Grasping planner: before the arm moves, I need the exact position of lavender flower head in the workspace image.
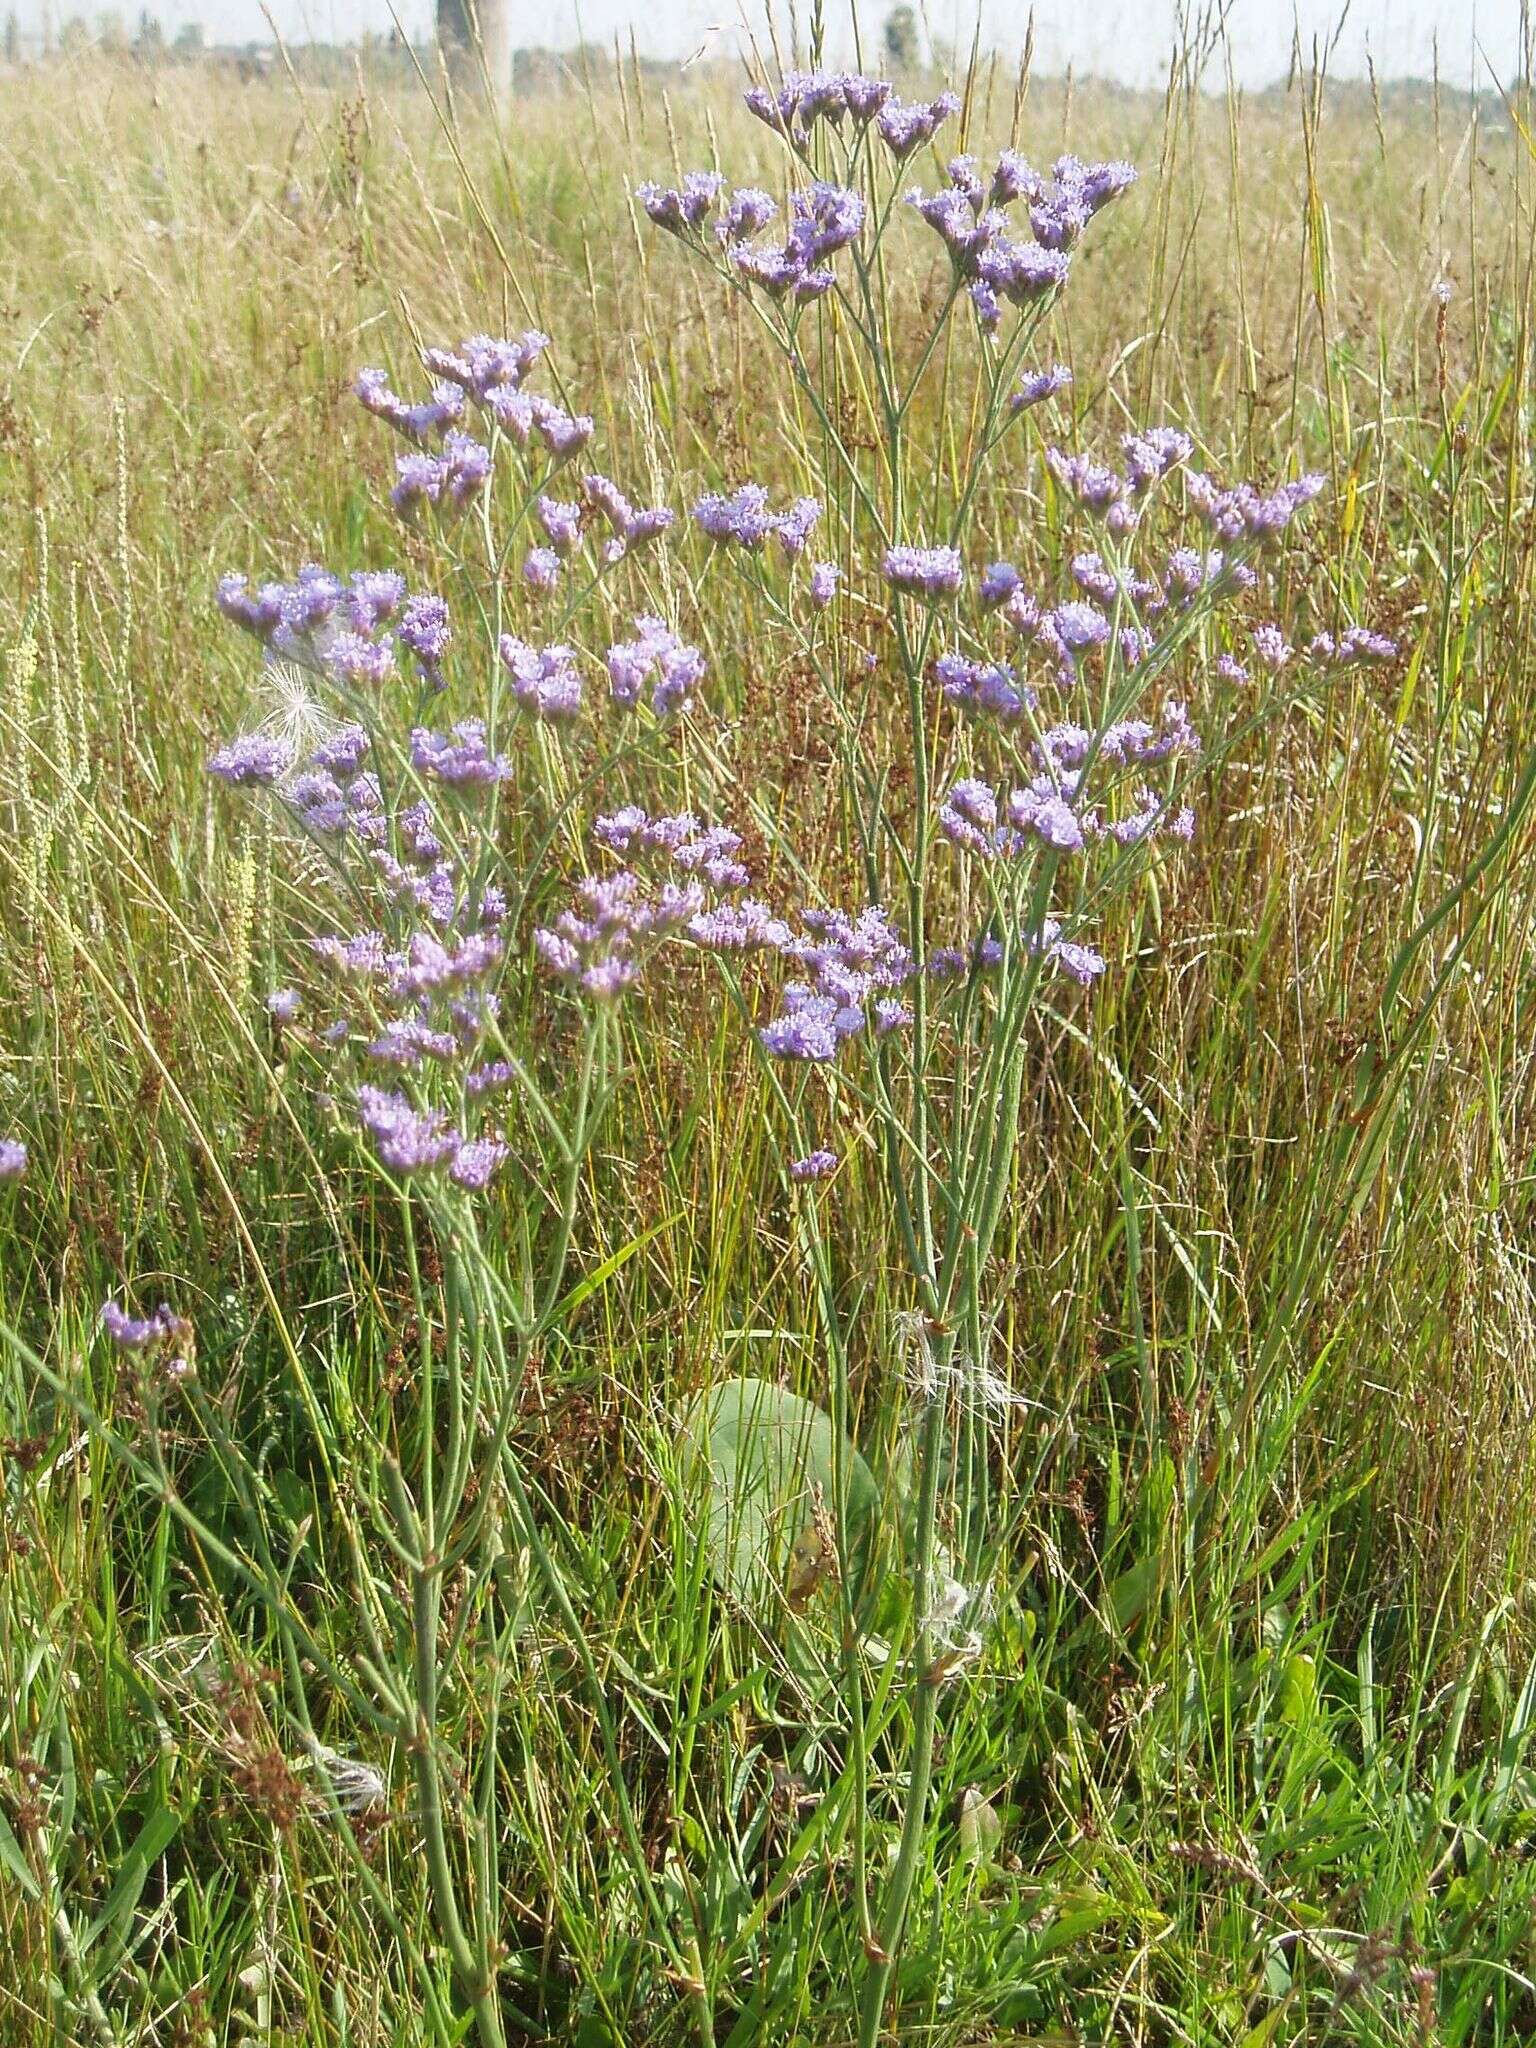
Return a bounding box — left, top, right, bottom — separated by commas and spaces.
883, 544, 963, 601
411, 720, 512, 788
789, 1149, 838, 1182
209, 732, 294, 787
637, 171, 724, 235
498, 637, 584, 724
101, 1298, 191, 1352
1011, 364, 1073, 413
0, 1138, 26, 1180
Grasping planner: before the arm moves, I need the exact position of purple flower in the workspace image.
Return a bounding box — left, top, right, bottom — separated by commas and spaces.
0, 1138, 27, 1180
1334, 624, 1399, 664
939, 778, 1001, 855
266, 988, 301, 1022
531, 400, 595, 462
215, 572, 286, 640
1123, 425, 1194, 493
1186, 469, 1326, 543
637, 171, 725, 234
582, 474, 675, 560
424, 331, 550, 401
787, 183, 865, 263
933, 651, 1030, 721
411, 719, 511, 788
498, 637, 584, 723
715, 187, 778, 244
355, 367, 467, 444
1050, 600, 1111, 656
759, 995, 856, 1062
875, 90, 960, 160
209, 733, 294, 787
325, 632, 396, 688
1045, 446, 1129, 518
523, 547, 562, 593
536, 495, 583, 553
775, 496, 822, 560
366, 1019, 460, 1067
604, 618, 706, 719
397, 594, 451, 686
391, 432, 491, 516
809, 560, 840, 609
1251, 623, 1293, 671
1011, 364, 1072, 412
789, 1149, 838, 1181
688, 899, 792, 951
882, 544, 963, 600
356, 1086, 460, 1175
694, 484, 777, 549
101, 1298, 190, 1351
450, 1135, 510, 1190
466, 1060, 516, 1098
979, 562, 1022, 609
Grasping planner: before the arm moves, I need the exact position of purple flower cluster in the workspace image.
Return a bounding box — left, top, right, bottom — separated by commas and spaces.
534, 870, 700, 1000
356, 1084, 507, 1187
1307, 625, 1399, 665
883, 544, 964, 601
732, 906, 915, 1064
592, 808, 751, 889
216, 564, 418, 685
399, 594, 451, 687
0, 1137, 27, 1180
1185, 469, 1327, 544
809, 561, 840, 609
724, 182, 866, 303
392, 432, 493, 516
1012, 364, 1073, 412
789, 1149, 838, 1182
605, 618, 706, 718
636, 170, 725, 234
498, 637, 584, 724
410, 719, 512, 788
421, 331, 551, 399
939, 711, 1198, 859
743, 69, 899, 146
101, 1298, 191, 1351
906, 151, 1132, 330
208, 731, 295, 787
932, 651, 1033, 721
357, 330, 598, 515
692, 486, 822, 559
582, 474, 676, 562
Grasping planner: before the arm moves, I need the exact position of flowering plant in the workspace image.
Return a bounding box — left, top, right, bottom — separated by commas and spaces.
44, 62, 1399, 2048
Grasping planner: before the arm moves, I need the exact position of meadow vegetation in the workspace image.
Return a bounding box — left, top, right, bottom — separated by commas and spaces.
2, 37, 1536, 2047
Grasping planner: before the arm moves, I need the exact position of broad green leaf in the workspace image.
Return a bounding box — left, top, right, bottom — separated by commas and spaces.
686, 1377, 880, 1616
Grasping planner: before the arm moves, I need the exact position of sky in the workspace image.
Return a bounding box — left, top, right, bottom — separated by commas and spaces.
12, 0, 1532, 91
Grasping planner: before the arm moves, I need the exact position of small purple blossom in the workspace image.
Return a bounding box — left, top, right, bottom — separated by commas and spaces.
498, 637, 584, 723
209, 733, 294, 787
1011, 364, 1073, 412
809, 560, 840, 609
101, 1298, 190, 1351
450, 1136, 511, 1190
789, 1149, 838, 1181
637, 170, 725, 234
410, 720, 511, 788
0, 1138, 27, 1180
883, 544, 963, 600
